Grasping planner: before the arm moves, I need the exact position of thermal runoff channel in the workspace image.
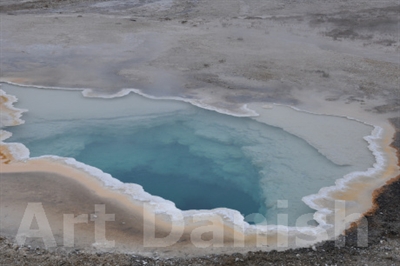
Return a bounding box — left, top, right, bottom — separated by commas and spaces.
3, 84, 370, 226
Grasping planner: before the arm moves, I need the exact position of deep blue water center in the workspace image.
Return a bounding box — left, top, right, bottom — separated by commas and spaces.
74, 121, 264, 215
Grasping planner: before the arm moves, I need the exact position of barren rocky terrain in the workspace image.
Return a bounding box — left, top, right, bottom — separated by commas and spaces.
1, 0, 399, 265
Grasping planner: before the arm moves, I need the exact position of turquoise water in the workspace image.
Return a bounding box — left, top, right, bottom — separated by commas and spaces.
70, 117, 264, 215
8, 114, 265, 215
3, 84, 362, 225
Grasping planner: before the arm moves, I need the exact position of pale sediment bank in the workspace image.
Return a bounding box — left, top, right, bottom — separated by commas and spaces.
0, 82, 399, 257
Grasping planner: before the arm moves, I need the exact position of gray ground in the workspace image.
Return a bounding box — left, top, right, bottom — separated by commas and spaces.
0, 0, 400, 265
1, 0, 399, 114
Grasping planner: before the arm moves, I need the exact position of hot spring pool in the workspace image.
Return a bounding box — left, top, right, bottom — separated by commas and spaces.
1, 83, 375, 226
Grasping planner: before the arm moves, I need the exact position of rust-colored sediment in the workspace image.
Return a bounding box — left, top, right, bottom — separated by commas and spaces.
0, 90, 25, 128
350, 119, 400, 230
0, 147, 13, 164
0, 95, 10, 104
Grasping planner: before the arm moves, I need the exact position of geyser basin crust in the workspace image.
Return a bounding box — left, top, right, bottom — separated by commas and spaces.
0, 83, 398, 256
